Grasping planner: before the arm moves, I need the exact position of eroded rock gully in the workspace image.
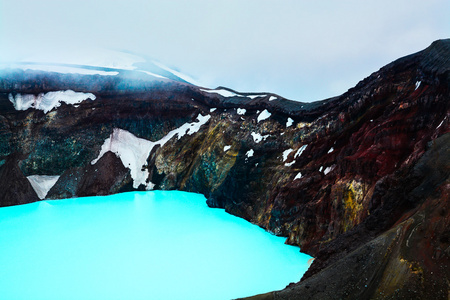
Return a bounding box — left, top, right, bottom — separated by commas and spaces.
1, 39, 449, 299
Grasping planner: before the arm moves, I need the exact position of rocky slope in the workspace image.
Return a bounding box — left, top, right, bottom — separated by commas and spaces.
0, 39, 449, 299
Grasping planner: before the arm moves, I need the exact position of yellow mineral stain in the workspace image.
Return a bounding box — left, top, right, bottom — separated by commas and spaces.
342, 180, 366, 232
296, 122, 311, 129
179, 120, 240, 190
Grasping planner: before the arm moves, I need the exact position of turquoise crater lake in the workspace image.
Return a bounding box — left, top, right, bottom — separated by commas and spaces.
0, 191, 312, 300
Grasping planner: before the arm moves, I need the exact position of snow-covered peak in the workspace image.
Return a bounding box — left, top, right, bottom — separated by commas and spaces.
152, 61, 200, 86
4, 47, 145, 71
0, 47, 201, 86
2, 64, 119, 76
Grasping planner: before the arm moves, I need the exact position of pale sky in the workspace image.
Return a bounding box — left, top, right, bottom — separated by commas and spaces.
1, 0, 449, 101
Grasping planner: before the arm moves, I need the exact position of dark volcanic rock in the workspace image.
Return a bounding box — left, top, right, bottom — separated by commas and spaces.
77, 151, 133, 197
0, 154, 39, 206
1, 39, 450, 299
46, 166, 85, 199
47, 151, 134, 198
243, 133, 450, 300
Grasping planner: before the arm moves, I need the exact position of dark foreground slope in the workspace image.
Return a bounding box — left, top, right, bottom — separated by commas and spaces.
0, 39, 449, 299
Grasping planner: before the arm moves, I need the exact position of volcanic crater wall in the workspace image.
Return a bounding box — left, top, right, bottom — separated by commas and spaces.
0, 39, 449, 299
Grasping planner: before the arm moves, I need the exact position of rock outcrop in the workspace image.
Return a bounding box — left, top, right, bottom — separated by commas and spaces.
0, 39, 449, 299
0, 153, 40, 205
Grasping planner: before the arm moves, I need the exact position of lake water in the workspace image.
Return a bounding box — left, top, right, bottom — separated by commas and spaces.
0, 191, 312, 300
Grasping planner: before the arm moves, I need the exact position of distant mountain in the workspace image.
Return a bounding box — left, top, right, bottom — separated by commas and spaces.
0, 39, 449, 299
0, 48, 201, 85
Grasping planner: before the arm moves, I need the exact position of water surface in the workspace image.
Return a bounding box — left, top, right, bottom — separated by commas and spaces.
0, 191, 311, 300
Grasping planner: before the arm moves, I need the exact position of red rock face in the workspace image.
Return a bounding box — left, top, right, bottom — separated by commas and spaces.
0, 39, 449, 299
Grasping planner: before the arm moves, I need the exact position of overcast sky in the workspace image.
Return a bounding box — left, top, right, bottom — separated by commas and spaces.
1, 0, 449, 101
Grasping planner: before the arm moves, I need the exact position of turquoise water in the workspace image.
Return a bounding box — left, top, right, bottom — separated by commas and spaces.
0, 191, 311, 300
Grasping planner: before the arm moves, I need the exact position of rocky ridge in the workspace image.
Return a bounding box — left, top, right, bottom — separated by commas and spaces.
0, 39, 449, 299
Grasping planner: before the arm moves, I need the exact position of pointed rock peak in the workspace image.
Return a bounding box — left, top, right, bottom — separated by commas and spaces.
0, 155, 39, 206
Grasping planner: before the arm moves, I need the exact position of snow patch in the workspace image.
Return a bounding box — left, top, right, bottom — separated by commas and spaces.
285, 161, 295, 167
294, 172, 302, 180
247, 94, 267, 99
282, 149, 294, 162
8, 90, 96, 113
91, 129, 155, 190
251, 132, 269, 143
164, 114, 211, 141
437, 118, 445, 129
319, 166, 323, 172
210, 108, 217, 112
246, 149, 254, 158
139, 70, 167, 79
324, 166, 335, 175
415, 81, 421, 90
328, 147, 334, 154
92, 114, 211, 189
237, 108, 246, 115
201, 88, 237, 97
286, 118, 294, 127
27, 175, 60, 200
269, 96, 277, 101
223, 145, 231, 152
257, 109, 271, 123
294, 144, 307, 158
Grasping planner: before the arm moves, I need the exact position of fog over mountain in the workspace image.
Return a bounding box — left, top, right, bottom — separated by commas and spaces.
0, 0, 448, 101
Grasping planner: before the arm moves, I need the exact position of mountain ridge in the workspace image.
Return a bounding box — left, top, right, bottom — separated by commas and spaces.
0, 39, 449, 299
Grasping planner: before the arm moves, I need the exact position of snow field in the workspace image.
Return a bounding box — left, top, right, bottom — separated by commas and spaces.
92, 114, 211, 189
9, 90, 96, 113
27, 175, 60, 199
